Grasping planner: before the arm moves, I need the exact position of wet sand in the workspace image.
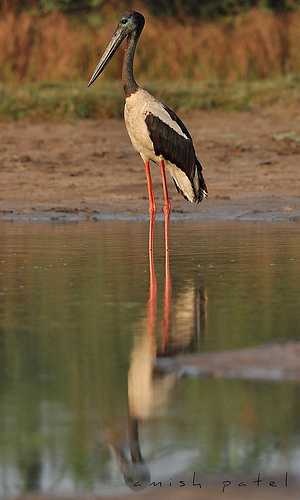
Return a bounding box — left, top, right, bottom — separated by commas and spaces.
1, 103, 300, 221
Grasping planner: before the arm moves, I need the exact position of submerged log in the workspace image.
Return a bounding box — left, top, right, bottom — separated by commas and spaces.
156, 342, 300, 382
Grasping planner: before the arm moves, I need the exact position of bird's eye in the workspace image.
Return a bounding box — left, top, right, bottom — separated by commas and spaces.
121, 18, 127, 24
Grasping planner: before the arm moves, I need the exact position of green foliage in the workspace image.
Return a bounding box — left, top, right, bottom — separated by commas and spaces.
7, 0, 106, 13
144, 0, 255, 18
39, 0, 105, 12
144, 0, 300, 17
0, 75, 299, 120
6, 0, 300, 16
260, 0, 300, 11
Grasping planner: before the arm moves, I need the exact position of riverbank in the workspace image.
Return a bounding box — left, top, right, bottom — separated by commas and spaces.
1, 103, 300, 222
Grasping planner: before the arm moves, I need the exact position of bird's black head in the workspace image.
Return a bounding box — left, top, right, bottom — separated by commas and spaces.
118, 11, 145, 36
87, 11, 145, 87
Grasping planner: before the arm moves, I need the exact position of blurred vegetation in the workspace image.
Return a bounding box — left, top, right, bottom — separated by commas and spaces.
147, 0, 300, 16
0, 8, 300, 81
1, 7, 300, 83
0, 75, 299, 120
0, 1, 299, 119
4, 0, 300, 16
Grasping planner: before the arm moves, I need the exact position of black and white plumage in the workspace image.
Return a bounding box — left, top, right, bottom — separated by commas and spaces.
125, 89, 207, 203
147, 105, 206, 203
88, 11, 207, 208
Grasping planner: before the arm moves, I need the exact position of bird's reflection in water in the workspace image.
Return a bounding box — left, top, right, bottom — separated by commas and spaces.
107, 213, 207, 490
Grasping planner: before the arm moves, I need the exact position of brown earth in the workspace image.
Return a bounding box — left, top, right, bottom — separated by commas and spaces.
0, 103, 300, 221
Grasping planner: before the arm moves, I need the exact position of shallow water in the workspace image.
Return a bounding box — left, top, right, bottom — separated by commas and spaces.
0, 220, 299, 496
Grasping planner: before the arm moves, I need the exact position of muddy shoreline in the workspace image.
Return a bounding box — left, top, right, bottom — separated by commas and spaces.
1, 105, 300, 223
1, 199, 300, 223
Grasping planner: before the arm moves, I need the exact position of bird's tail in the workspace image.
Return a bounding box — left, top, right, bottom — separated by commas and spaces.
193, 159, 208, 203
169, 158, 207, 204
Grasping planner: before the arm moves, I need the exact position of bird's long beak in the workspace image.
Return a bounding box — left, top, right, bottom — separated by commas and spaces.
88, 27, 127, 87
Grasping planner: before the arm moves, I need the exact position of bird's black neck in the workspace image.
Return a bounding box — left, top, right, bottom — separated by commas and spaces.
122, 31, 140, 97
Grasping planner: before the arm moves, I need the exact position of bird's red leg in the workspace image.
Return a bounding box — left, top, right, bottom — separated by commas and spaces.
144, 160, 156, 216
147, 214, 157, 338
160, 160, 171, 253
160, 160, 171, 217
145, 160, 157, 334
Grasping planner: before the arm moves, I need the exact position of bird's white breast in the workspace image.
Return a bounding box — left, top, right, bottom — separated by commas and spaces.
124, 88, 188, 163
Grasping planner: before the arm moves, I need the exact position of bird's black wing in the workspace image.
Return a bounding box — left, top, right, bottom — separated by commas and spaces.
162, 104, 192, 140
162, 105, 207, 199
145, 111, 196, 180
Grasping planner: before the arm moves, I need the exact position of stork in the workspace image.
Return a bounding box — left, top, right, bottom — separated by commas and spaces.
88, 11, 208, 218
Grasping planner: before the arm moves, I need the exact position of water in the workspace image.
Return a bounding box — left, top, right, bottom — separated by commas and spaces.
0, 220, 299, 496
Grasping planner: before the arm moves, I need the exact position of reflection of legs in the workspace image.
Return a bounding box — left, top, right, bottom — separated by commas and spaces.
163, 202, 171, 253
162, 212, 171, 352
145, 160, 156, 216
147, 214, 157, 338
158, 160, 171, 350
196, 282, 208, 343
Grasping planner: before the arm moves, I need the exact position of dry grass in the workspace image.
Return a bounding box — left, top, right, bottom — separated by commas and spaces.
0, 8, 300, 84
